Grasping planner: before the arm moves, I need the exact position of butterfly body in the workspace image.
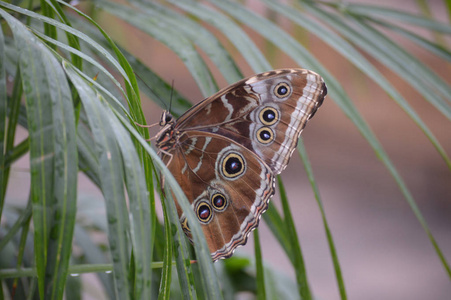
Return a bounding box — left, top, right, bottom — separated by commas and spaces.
157, 68, 327, 261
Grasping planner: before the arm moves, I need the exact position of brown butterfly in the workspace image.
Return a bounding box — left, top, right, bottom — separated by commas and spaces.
155, 68, 327, 261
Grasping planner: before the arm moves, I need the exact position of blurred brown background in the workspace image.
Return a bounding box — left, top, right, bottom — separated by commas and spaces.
133, 1, 451, 298
5, 0, 451, 299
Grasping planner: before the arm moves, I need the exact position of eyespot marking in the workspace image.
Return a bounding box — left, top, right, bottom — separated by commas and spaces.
256, 127, 274, 144
259, 107, 279, 126
196, 202, 213, 224
274, 82, 291, 99
181, 217, 191, 233
211, 193, 228, 211
220, 151, 246, 180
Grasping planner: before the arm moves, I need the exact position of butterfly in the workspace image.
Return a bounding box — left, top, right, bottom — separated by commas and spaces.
155, 68, 327, 261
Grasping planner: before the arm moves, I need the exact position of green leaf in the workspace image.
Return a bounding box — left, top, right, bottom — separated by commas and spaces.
2, 72, 24, 205
73, 225, 115, 299
65, 64, 132, 299
254, 230, 266, 300
303, 3, 451, 119
172, 0, 272, 73
45, 0, 83, 69
128, 0, 243, 84
107, 100, 222, 300
446, 0, 451, 22
263, 0, 451, 171
163, 181, 221, 300
4, 138, 29, 170
0, 9, 57, 298
263, 268, 298, 300
105, 103, 153, 299
2, 0, 450, 298
2, 66, 23, 188
16, 199, 34, 299
297, 140, 347, 299
95, 0, 218, 97
158, 189, 173, 300
77, 123, 101, 187
262, 203, 293, 262
219, 0, 451, 278
297, 4, 451, 277
370, 19, 451, 62
162, 190, 197, 300
353, 18, 451, 112
277, 176, 311, 300
42, 39, 78, 300
65, 272, 81, 300
125, 53, 192, 117
340, 3, 451, 33
0, 25, 6, 216
0, 1, 135, 109
0, 203, 32, 252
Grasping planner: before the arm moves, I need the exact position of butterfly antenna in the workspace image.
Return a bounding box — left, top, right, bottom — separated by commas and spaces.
169, 79, 175, 114
134, 71, 168, 111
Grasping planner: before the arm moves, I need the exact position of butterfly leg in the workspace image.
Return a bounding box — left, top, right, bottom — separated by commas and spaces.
135, 122, 159, 142
135, 121, 159, 128
158, 148, 174, 166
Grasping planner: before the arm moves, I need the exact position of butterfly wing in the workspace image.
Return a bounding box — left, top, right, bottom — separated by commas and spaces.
161, 68, 326, 260
164, 131, 275, 260
175, 68, 327, 174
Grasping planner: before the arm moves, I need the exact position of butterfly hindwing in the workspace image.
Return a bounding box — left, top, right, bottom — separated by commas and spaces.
165, 131, 274, 259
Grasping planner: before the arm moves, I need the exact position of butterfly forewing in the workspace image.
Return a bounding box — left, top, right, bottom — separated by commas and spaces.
158, 68, 327, 260
175, 69, 326, 174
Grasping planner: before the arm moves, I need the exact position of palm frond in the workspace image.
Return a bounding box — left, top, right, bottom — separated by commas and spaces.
1, 0, 450, 299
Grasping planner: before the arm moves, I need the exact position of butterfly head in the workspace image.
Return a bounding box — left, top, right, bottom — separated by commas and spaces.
159, 110, 174, 127
156, 110, 177, 152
